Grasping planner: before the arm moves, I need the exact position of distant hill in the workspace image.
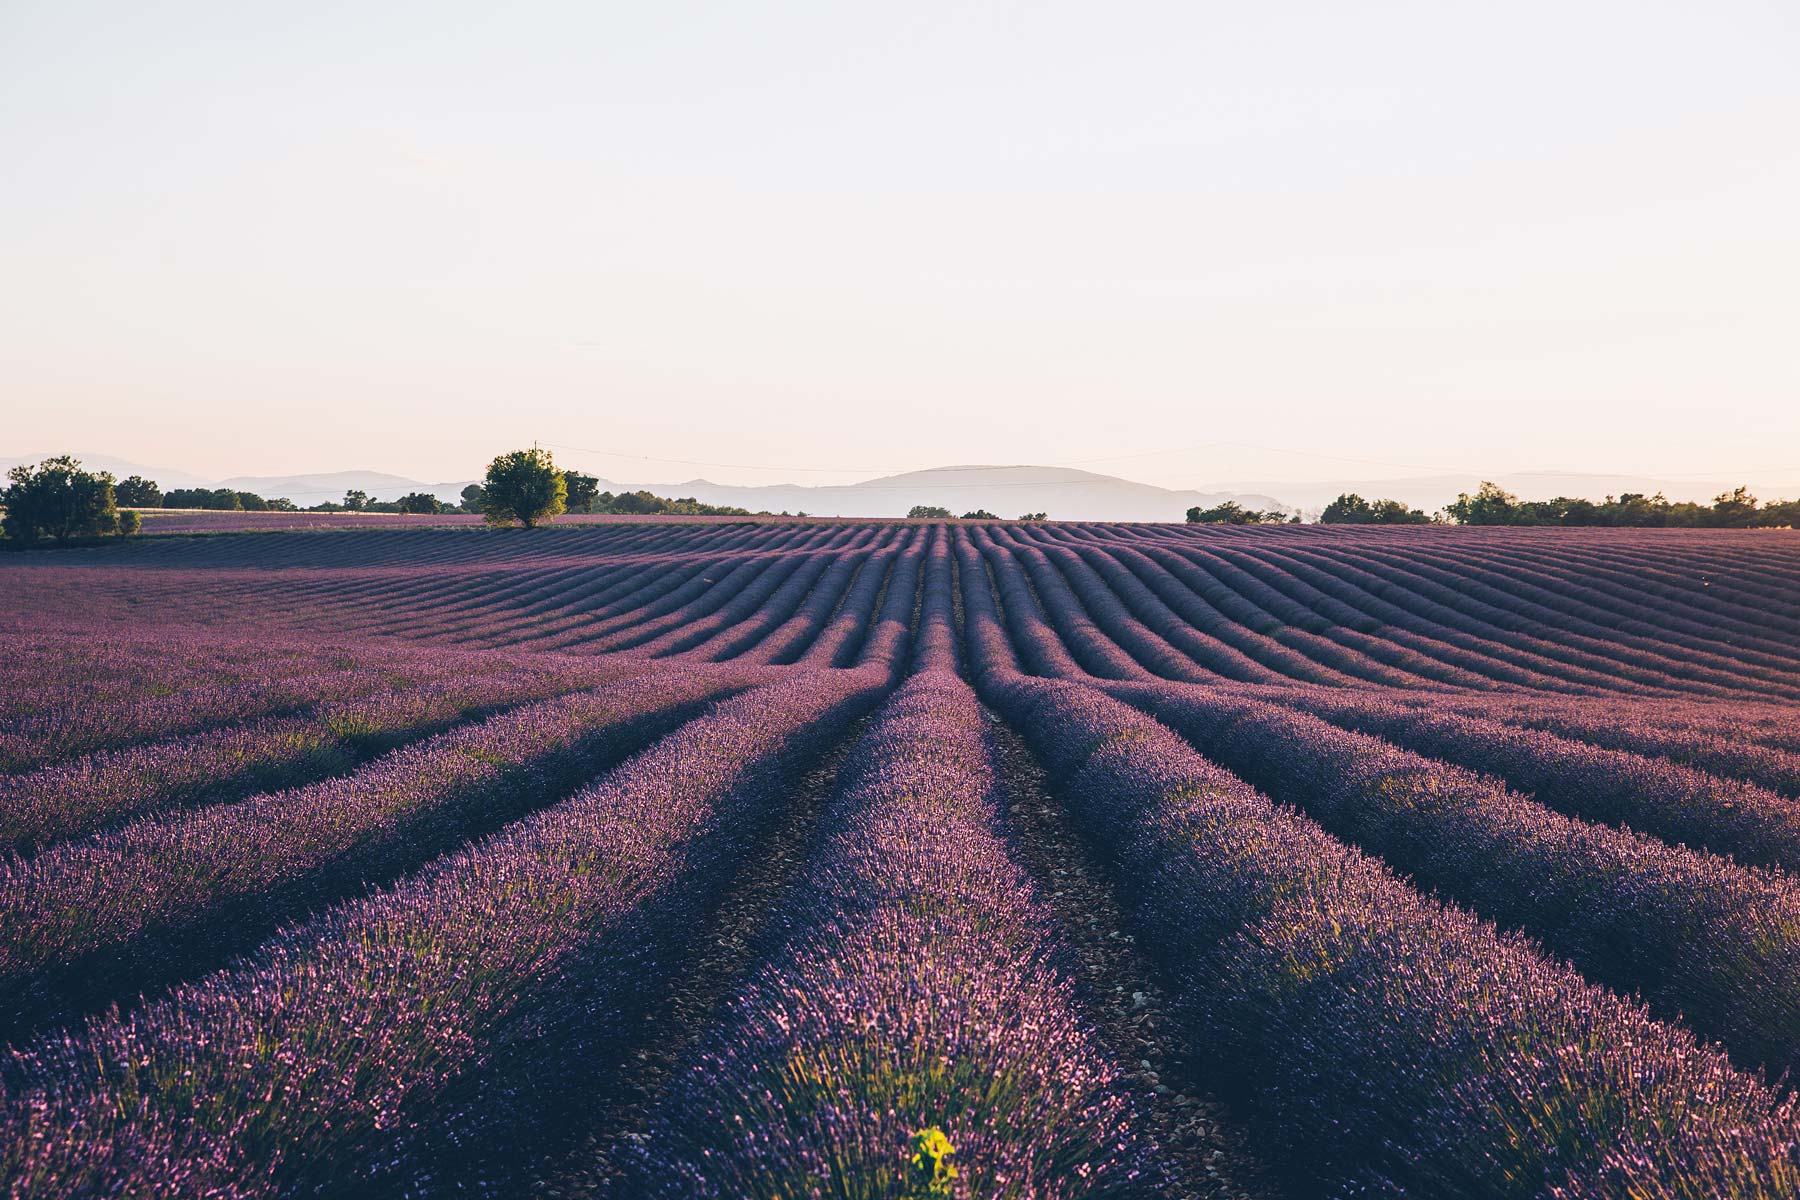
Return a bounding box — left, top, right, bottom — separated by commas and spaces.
218, 470, 462, 506
3, 455, 1292, 519
630, 465, 1292, 521
28, 453, 1784, 521
0, 453, 220, 495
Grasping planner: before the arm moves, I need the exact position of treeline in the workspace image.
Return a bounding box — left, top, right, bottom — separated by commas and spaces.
1441, 482, 1800, 528
907, 506, 1048, 521
1183, 484, 1800, 528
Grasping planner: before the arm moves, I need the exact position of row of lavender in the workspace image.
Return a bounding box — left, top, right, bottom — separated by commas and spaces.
0, 669, 887, 1197
957, 518, 1800, 1076
8, 522, 1800, 699
0, 663, 757, 1041
0, 656, 652, 855
984, 674, 1799, 1197
624, 671, 1147, 1197
946, 518, 1800, 1193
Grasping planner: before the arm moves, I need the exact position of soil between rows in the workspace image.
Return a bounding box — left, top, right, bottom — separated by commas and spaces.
533, 716, 869, 1198
988, 709, 1282, 1200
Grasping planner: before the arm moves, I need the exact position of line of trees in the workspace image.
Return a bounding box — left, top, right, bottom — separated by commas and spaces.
904, 506, 1050, 520
1441, 482, 1800, 528
1186, 502, 1298, 525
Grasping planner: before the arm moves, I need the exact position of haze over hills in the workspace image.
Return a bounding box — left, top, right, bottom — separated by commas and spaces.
0, 455, 1292, 520
6, 453, 1797, 520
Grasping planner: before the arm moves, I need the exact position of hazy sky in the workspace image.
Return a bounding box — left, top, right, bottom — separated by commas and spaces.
3, 1, 1797, 488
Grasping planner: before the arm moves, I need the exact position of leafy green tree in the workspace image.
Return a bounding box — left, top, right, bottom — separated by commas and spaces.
267, 497, 298, 512
162, 487, 241, 510
1369, 498, 1432, 525
343, 489, 369, 512
395, 492, 442, 514
237, 492, 269, 512
459, 484, 485, 514
1018, 511, 1048, 521
1706, 486, 1759, 528
1, 455, 121, 543
1186, 501, 1285, 525
117, 509, 142, 535
482, 447, 567, 528
1444, 482, 1523, 525
961, 509, 999, 520
907, 505, 954, 519
1320, 493, 1375, 524
562, 470, 600, 513
1756, 498, 1800, 528
116, 475, 161, 507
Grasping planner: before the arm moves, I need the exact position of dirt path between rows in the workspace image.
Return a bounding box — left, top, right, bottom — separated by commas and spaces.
532, 719, 867, 1198
989, 709, 1283, 1200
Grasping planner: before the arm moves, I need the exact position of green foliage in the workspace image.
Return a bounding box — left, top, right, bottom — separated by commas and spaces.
459, 483, 486, 513
1017, 511, 1048, 521
1707, 485, 1758, 528
162, 487, 243, 511
591, 490, 751, 516
1185, 501, 1286, 525
395, 492, 442, 514
266, 497, 299, 512
117, 510, 141, 536
482, 447, 567, 528
236, 492, 269, 512
1443, 481, 1522, 525
115, 475, 161, 507
343, 490, 369, 512
961, 509, 999, 520
1, 455, 121, 543
907, 505, 954, 519
562, 470, 600, 513
1320, 493, 1433, 525
1759, 498, 1800, 528
1441, 481, 1799, 528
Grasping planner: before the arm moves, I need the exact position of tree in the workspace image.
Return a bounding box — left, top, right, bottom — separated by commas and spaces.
907, 505, 954, 519
1186, 501, 1285, 525
395, 492, 443, 514
1368, 498, 1432, 525
1706, 486, 1759, 528
116, 475, 161, 507
1757, 498, 1800, 528
563, 470, 600, 514
267, 497, 298, 512
460, 484, 486, 514
161, 487, 241, 511
481, 447, 567, 528
1321, 493, 1433, 525
1, 455, 121, 543
343, 490, 369, 512
961, 509, 999, 520
1018, 512, 1048, 521
1443, 482, 1523, 526
1319, 493, 1374, 524
237, 492, 269, 512
118, 510, 142, 536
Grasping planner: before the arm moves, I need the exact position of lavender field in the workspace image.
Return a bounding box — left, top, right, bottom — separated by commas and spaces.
4, 520, 1800, 1198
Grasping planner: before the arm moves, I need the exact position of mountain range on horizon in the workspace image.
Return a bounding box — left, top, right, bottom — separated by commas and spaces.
4, 452, 1796, 522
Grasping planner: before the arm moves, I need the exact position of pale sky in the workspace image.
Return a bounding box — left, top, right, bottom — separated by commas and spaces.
3, 1, 1797, 489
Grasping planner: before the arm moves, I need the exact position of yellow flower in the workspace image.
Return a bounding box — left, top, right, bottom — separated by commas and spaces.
909, 1126, 959, 1196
